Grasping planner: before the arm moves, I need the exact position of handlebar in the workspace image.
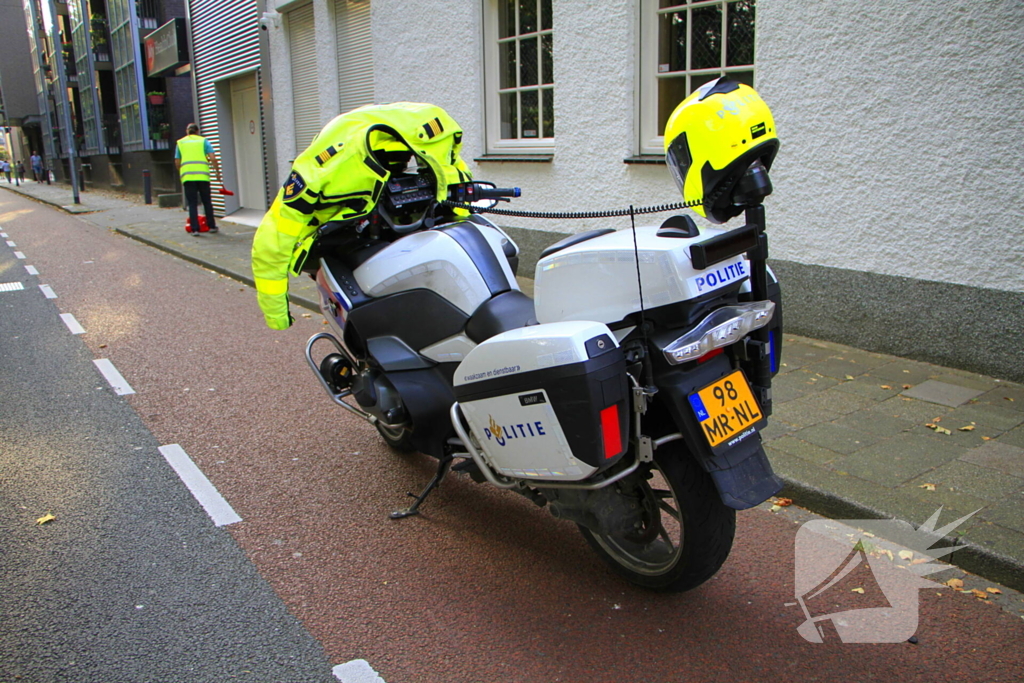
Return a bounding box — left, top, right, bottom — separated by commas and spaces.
447, 182, 521, 203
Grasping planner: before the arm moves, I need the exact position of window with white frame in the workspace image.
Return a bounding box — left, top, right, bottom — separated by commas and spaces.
483, 0, 554, 155
639, 0, 756, 156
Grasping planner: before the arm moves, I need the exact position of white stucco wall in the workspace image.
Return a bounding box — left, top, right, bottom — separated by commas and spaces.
758, 0, 1024, 293
372, 0, 677, 237
265, 0, 1024, 294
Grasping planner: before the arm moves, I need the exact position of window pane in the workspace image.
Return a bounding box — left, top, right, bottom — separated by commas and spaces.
690, 4, 722, 70
726, 0, 755, 66
521, 89, 538, 138
730, 69, 754, 87
500, 92, 519, 139
498, 0, 515, 39
541, 87, 553, 138
520, 36, 538, 86
519, 0, 537, 34
541, 33, 553, 85
541, 0, 552, 30
658, 12, 686, 73
660, 0, 686, 8
658, 76, 688, 135
500, 41, 517, 89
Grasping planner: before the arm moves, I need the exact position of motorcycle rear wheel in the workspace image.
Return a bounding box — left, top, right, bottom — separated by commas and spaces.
579, 443, 735, 592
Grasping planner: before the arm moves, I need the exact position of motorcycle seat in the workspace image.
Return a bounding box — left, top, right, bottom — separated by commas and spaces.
465, 290, 537, 343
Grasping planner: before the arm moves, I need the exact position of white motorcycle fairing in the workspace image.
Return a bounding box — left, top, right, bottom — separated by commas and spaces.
534, 225, 749, 325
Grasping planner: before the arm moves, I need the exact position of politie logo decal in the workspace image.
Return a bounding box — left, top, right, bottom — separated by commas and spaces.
486, 415, 547, 447
282, 170, 306, 202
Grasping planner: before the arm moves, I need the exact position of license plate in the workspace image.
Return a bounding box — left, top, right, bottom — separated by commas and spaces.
688, 370, 765, 447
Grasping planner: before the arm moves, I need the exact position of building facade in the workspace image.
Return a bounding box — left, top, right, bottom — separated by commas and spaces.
8, 0, 196, 194
260, 0, 1023, 381
185, 0, 273, 217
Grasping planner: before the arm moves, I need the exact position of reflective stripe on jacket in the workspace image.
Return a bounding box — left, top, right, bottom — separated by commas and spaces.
251, 102, 472, 330
177, 135, 210, 182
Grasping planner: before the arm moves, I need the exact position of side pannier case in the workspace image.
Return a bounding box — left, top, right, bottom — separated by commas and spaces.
453, 321, 630, 481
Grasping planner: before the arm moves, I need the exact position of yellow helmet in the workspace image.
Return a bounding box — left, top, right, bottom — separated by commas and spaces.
664, 78, 779, 224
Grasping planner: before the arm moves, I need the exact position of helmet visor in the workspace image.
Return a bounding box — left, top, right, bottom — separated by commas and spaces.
665, 133, 692, 197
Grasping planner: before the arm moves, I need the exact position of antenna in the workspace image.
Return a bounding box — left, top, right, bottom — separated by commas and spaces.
630, 206, 656, 390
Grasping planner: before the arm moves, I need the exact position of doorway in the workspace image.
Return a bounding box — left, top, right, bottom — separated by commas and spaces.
230, 73, 266, 212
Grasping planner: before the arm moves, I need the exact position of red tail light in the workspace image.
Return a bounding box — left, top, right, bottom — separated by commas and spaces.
600, 404, 622, 459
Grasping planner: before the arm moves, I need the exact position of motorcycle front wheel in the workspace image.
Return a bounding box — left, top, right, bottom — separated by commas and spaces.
578, 442, 735, 592
375, 422, 417, 453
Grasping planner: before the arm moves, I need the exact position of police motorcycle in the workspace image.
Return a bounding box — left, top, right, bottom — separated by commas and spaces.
302, 80, 784, 592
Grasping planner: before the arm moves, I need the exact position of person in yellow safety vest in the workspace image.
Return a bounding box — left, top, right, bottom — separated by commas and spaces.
251, 102, 472, 330
174, 123, 222, 236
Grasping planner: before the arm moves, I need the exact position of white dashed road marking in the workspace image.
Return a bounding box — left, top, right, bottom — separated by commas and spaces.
6, 240, 15, 247
14, 251, 25, 259
60, 313, 85, 334
157, 444, 242, 527
0, 282, 25, 293
25, 265, 39, 275
92, 358, 135, 395
39, 284, 57, 299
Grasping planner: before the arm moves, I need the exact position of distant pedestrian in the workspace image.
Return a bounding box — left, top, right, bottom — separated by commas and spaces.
174, 123, 221, 236
30, 152, 43, 182
16, 161, 25, 181
1, 159, 10, 183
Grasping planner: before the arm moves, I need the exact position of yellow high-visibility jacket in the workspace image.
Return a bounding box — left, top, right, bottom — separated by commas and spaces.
177, 135, 211, 182
251, 102, 471, 329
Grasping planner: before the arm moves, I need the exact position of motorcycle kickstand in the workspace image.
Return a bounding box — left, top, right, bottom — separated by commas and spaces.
390, 453, 453, 520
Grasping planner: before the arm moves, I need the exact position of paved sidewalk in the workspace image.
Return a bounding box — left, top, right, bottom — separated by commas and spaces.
4, 180, 1023, 590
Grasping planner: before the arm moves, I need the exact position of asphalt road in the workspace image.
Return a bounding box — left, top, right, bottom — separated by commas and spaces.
1, 191, 1023, 683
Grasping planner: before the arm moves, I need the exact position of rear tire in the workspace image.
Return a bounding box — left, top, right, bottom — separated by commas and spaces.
579, 442, 735, 592
375, 422, 417, 453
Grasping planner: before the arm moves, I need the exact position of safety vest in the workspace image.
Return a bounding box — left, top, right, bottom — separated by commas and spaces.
251, 102, 472, 330
177, 135, 210, 182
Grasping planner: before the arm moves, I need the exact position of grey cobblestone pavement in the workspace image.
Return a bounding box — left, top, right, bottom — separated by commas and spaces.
5, 180, 1022, 591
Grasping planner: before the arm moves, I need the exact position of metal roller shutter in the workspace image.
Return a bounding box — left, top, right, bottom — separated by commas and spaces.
188, 0, 263, 214
289, 4, 320, 153
334, 0, 375, 115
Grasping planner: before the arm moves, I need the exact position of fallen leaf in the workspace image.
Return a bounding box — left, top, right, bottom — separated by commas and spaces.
301, 313, 312, 318
925, 423, 936, 429
933, 417, 942, 422
845, 375, 855, 380
918, 483, 936, 491
971, 589, 989, 599
322, 320, 329, 325
99, 344, 108, 349
862, 532, 875, 538
899, 550, 914, 560
903, 384, 913, 390
1006, 397, 1015, 402
911, 557, 930, 565
851, 587, 865, 594
775, 497, 793, 507
981, 436, 992, 441
986, 587, 1002, 595
958, 425, 975, 432
881, 384, 892, 390
881, 548, 894, 562
36, 512, 55, 525
945, 578, 964, 590
769, 504, 782, 512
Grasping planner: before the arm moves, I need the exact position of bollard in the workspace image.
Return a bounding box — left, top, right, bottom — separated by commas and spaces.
143, 169, 152, 204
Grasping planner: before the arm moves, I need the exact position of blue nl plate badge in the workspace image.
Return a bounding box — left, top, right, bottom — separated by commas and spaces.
689, 393, 710, 422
